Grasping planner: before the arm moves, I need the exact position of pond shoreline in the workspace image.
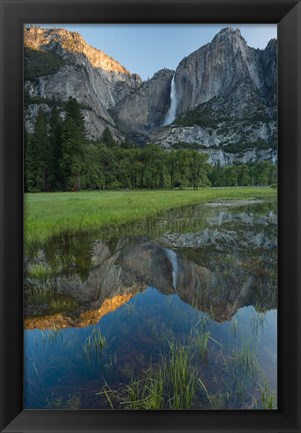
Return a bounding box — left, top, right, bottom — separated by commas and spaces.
24, 197, 277, 410
24, 198, 277, 326
25, 187, 276, 245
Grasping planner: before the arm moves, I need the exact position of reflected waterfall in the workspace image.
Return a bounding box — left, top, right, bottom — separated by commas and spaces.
165, 247, 178, 291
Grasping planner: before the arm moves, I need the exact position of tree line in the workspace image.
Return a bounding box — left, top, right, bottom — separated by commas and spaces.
25, 97, 277, 192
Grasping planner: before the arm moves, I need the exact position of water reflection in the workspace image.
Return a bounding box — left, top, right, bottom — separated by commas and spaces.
24, 199, 277, 409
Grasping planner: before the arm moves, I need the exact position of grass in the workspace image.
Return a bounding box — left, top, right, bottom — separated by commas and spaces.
24, 188, 276, 245
53, 252, 76, 273
27, 262, 52, 279
83, 328, 106, 361
99, 321, 272, 410
195, 331, 211, 363
250, 310, 267, 336
193, 312, 214, 331
260, 380, 277, 409
198, 377, 213, 404
226, 340, 260, 404
24, 47, 67, 81
122, 372, 165, 410
121, 340, 197, 410
50, 296, 78, 313
162, 340, 197, 409
25, 281, 78, 314
100, 340, 198, 410
25, 285, 54, 305
231, 340, 259, 378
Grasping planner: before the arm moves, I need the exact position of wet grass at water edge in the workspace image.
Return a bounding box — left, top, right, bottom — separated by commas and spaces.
83, 328, 106, 362
99, 339, 198, 410
25, 187, 276, 245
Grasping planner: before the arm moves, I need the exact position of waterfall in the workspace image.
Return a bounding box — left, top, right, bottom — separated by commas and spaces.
165, 248, 178, 291
162, 73, 177, 126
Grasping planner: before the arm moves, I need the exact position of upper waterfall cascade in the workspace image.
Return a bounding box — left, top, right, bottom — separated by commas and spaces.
162, 73, 177, 126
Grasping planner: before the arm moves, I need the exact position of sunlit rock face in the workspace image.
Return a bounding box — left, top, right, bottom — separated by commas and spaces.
24, 26, 142, 141
24, 27, 142, 108
24, 293, 136, 330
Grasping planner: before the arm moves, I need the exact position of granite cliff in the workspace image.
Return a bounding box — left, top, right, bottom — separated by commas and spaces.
24, 26, 142, 140
149, 29, 277, 164
24, 26, 277, 165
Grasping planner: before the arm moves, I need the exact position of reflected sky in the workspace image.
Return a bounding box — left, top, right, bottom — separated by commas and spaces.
24, 199, 277, 410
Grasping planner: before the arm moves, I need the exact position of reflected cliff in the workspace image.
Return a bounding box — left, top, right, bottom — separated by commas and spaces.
25, 200, 277, 328
24, 199, 278, 410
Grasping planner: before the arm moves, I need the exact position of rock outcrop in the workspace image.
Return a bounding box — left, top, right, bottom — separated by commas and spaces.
24, 26, 142, 140
174, 28, 276, 115
24, 26, 277, 163
115, 69, 174, 134
115, 27, 277, 162
147, 28, 277, 164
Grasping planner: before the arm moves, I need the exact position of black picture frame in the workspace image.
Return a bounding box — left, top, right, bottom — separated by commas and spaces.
0, 0, 300, 432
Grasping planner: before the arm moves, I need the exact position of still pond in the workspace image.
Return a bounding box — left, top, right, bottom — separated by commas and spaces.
24, 199, 277, 410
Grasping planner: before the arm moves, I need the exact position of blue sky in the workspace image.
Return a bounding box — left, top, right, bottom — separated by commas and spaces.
37, 24, 277, 81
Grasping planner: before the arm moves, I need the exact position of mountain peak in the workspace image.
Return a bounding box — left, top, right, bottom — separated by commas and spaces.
24, 25, 277, 164
24, 26, 139, 77
211, 27, 246, 45
265, 38, 277, 49
220, 27, 241, 36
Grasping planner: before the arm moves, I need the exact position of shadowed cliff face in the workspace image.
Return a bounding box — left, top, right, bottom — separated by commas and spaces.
115, 69, 174, 134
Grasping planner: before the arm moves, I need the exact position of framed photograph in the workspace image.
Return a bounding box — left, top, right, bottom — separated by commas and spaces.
0, 0, 300, 432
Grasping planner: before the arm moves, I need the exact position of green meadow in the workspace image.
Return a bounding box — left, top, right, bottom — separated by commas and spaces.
24, 187, 276, 245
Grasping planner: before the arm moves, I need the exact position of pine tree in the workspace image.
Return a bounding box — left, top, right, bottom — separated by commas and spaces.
61, 116, 84, 190
24, 128, 29, 191
61, 97, 87, 190
166, 151, 178, 189
189, 151, 209, 189
25, 109, 49, 192
65, 97, 86, 139
210, 162, 222, 187
48, 106, 63, 190
101, 127, 115, 147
